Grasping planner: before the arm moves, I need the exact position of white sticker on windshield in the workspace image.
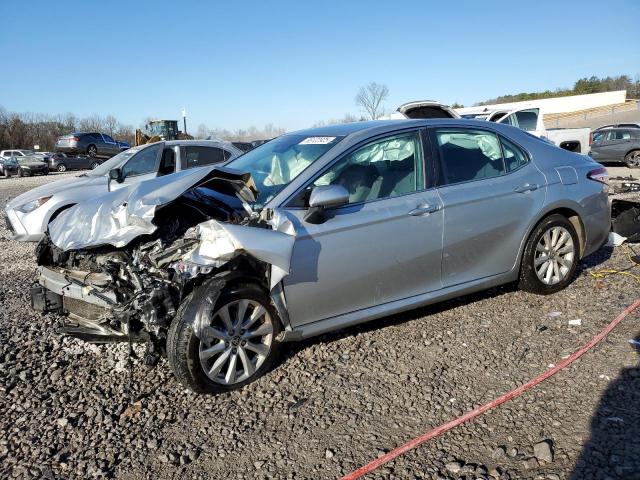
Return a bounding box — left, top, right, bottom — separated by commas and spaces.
299, 136, 336, 145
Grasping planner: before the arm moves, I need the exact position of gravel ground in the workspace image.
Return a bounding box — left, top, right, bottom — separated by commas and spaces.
1, 167, 640, 479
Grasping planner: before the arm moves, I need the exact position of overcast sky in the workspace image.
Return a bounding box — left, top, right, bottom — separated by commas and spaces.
1, 0, 638, 131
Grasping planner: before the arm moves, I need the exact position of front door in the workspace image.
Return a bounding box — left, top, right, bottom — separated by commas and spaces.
282, 130, 443, 327
430, 127, 546, 286
110, 142, 163, 190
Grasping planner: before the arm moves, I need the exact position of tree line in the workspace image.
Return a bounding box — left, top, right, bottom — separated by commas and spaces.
0, 107, 136, 152
0, 105, 289, 151
477, 74, 640, 105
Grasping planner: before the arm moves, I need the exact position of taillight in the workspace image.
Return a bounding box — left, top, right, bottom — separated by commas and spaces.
72, 136, 80, 142
587, 167, 609, 185
589, 132, 593, 145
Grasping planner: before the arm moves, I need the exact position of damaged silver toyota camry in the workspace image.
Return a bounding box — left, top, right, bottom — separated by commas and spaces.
31, 119, 611, 393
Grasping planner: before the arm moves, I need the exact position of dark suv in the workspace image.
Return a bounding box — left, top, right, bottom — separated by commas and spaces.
590, 128, 640, 167
55, 133, 130, 158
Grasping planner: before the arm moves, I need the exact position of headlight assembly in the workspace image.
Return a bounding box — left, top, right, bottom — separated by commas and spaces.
18, 196, 52, 213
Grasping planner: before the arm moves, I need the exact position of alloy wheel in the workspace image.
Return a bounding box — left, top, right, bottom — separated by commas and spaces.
534, 226, 575, 285
57, 164, 66, 172
627, 152, 640, 168
198, 299, 274, 385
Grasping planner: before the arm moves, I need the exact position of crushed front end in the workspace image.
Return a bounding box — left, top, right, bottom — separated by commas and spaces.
31, 166, 295, 366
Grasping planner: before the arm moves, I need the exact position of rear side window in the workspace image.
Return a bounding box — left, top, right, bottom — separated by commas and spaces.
184, 146, 226, 169
434, 128, 506, 185
122, 143, 161, 177
501, 137, 528, 172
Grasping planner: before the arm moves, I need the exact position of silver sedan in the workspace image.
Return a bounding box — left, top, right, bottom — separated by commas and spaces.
32, 119, 611, 393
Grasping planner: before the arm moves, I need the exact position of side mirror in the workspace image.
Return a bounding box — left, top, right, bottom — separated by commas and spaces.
304, 185, 349, 224
109, 167, 124, 183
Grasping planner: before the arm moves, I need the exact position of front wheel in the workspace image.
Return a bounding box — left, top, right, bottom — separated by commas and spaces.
17, 168, 24, 177
56, 164, 67, 172
87, 145, 97, 157
90, 161, 99, 169
167, 282, 282, 394
519, 214, 579, 295
624, 150, 640, 168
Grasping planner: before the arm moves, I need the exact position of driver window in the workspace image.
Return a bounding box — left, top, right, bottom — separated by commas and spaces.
121, 143, 161, 177
311, 132, 424, 204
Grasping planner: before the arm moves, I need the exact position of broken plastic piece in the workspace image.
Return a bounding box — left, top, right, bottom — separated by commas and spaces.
607, 232, 627, 247
568, 319, 582, 326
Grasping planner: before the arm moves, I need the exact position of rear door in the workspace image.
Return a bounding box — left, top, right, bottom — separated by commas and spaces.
431, 126, 546, 287
605, 129, 633, 161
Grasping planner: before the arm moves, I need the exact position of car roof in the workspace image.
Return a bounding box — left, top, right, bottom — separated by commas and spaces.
288, 118, 515, 138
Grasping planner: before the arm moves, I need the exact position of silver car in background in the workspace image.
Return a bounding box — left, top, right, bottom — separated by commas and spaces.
31, 119, 610, 394
5, 140, 243, 241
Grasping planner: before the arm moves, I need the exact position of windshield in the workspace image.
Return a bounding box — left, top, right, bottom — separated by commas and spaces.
88, 147, 142, 177
225, 134, 343, 207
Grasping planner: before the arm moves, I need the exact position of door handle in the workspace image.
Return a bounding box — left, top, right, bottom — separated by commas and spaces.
514, 183, 539, 193
409, 204, 440, 216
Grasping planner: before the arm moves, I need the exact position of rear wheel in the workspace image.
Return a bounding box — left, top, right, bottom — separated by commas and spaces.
624, 150, 640, 168
87, 145, 97, 157
17, 168, 24, 177
90, 161, 99, 169
56, 164, 67, 172
519, 214, 579, 295
167, 282, 282, 393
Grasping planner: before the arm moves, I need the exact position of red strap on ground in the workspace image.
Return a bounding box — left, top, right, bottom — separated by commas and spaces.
342, 299, 640, 480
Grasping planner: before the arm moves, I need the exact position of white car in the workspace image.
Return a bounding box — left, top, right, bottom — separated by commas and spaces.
5, 140, 243, 241
457, 106, 591, 154
0, 149, 35, 159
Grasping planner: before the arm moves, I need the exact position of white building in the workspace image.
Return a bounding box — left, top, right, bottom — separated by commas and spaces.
457, 90, 628, 116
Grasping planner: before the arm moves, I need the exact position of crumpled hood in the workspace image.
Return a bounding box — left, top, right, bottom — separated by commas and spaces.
49, 166, 258, 251
8, 175, 108, 209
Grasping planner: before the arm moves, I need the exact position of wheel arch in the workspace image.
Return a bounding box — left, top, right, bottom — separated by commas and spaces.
517, 204, 586, 274
625, 148, 640, 158
46, 203, 76, 227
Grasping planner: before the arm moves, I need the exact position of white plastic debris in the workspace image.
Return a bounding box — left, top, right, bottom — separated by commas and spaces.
607, 231, 627, 247
568, 319, 582, 326
548, 311, 562, 317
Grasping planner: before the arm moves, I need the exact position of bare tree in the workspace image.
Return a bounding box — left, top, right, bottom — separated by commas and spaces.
355, 82, 389, 120
105, 115, 119, 136
196, 123, 210, 139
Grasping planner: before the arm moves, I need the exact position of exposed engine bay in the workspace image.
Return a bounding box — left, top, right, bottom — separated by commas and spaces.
32, 166, 295, 366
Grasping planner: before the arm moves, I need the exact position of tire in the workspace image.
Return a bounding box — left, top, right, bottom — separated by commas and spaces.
56, 164, 67, 172
624, 150, 640, 168
519, 214, 580, 295
90, 161, 99, 169
167, 281, 282, 394
17, 168, 24, 177
87, 145, 97, 157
